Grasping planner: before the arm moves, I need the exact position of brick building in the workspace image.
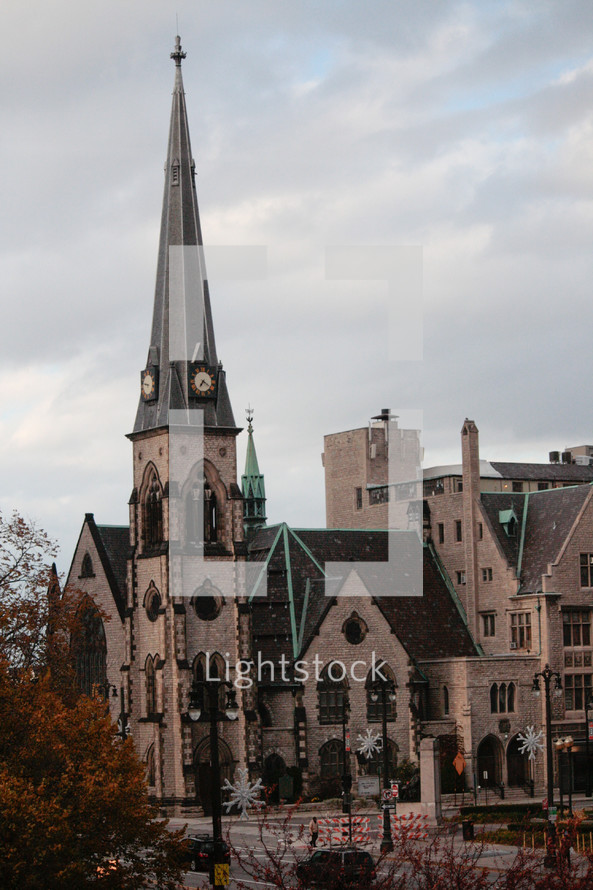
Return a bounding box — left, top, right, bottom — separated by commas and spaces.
324, 413, 593, 793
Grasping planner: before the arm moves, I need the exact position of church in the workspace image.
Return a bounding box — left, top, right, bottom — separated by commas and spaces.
66, 38, 593, 812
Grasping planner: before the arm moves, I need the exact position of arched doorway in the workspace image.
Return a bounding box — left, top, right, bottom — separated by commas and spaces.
476, 736, 503, 787
507, 735, 529, 787
263, 753, 286, 804
194, 737, 234, 815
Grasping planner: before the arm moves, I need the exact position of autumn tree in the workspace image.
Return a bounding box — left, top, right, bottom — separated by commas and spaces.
0, 510, 187, 888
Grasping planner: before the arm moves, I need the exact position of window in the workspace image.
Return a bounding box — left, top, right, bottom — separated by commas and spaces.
455, 520, 462, 542
438, 523, 444, 544
456, 571, 466, 585
482, 567, 493, 582
145, 656, 157, 716
443, 685, 449, 716
483, 614, 495, 637
146, 745, 156, 787
319, 739, 344, 777
563, 611, 591, 647
355, 487, 363, 510
478, 523, 483, 540
343, 612, 367, 645
193, 653, 226, 714
423, 478, 444, 496
143, 471, 163, 548
564, 673, 593, 711
512, 481, 523, 493
80, 552, 94, 578
363, 738, 398, 777
72, 598, 106, 697
490, 682, 515, 714
454, 479, 463, 493
581, 554, 593, 588
369, 487, 389, 505
318, 664, 348, 724
538, 482, 549, 491
510, 612, 532, 650
365, 664, 396, 723
145, 584, 161, 622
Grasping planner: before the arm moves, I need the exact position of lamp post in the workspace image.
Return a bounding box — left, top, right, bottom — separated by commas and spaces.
189, 677, 239, 890
585, 694, 593, 798
341, 692, 352, 843
95, 681, 130, 742
532, 664, 562, 868
370, 680, 397, 854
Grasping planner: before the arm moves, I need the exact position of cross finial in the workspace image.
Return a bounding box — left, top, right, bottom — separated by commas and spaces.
171, 35, 186, 67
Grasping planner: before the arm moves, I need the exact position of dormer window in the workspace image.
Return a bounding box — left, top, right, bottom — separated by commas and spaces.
499, 508, 518, 538
171, 158, 180, 186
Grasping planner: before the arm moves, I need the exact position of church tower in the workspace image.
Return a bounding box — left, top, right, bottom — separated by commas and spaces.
124, 38, 251, 812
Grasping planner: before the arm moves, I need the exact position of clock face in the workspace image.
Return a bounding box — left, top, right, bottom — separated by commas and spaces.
140, 368, 158, 401
189, 364, 217, 398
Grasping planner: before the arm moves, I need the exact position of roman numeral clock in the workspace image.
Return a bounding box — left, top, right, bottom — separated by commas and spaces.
188, 363, 218, 399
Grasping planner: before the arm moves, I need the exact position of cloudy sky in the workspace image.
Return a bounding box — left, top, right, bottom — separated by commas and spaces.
1, 1, 593, 575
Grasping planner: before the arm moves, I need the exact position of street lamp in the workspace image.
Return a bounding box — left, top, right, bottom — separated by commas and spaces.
341, 692, 352, 843
95, 681, 131, 742
189, 677, 239, 890
532, 664, 562, 868
585, 693, 593, 798
370, 680, 397, 854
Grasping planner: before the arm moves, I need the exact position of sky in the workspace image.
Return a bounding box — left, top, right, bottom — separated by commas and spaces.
1, 1, 593, 575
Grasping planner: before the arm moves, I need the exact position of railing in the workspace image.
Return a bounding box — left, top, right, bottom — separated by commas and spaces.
521, 779, 535, 798
492, 781, 505, 800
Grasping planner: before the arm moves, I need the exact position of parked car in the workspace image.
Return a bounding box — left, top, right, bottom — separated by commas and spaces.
182, 834, 231, 873
296, 847, 376, 888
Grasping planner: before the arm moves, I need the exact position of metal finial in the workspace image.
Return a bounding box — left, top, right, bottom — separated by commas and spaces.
246, 405, 254, 431
171, 35, 186, 67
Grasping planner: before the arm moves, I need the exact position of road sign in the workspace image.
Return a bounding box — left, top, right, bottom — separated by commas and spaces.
390, 782, 399, 799
382, 789, 392, 802
345, 729, 351, 752
549, 806, 557, 823
214, 863, 230, 886
382, 802, 397, 810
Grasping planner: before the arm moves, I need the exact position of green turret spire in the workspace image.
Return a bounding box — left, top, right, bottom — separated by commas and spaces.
242, 408, 267, 536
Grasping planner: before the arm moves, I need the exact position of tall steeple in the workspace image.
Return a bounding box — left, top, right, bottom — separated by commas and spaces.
133, 36, 236, 435
242, 408, 267, 535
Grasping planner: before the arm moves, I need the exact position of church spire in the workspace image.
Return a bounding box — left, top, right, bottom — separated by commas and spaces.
133, 37, 236, 436
242, 407, 267, 535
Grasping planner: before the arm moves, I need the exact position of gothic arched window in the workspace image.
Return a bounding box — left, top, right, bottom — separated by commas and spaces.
146, 656, 157, 716
143, 470, 163, 548
193, 652, 226, 715
317, 663, 349, 725
72, 598, 106, 697
443, 685, 450, 716
80, 552, 94, 578
319, 739, 344, 777
185, 474, 219, 546
365, 662, 397, 723
146, 745, 156, 787
490, 683, 499, 713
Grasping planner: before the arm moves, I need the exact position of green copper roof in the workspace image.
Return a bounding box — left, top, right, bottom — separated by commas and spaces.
242, 410, 266, 530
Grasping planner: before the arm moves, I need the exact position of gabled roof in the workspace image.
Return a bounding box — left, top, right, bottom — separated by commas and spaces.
424, 460, 593, 483
248, 526, 478, 676
518, 485, 592, 593
133, 37, 236, 436
67, 514, 129, 621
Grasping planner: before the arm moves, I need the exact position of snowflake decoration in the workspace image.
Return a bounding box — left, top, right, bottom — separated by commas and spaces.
517, 725, 545, 761
222, 768, 264, 820
356, 728, 383, 760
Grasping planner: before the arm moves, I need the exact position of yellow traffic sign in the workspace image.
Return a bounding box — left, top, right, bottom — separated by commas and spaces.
214, 863, 230, 886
